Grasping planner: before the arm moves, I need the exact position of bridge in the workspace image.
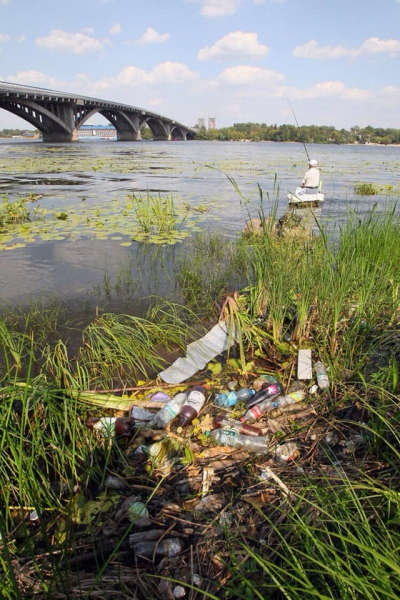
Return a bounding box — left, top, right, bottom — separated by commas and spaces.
0, 81, 197, 142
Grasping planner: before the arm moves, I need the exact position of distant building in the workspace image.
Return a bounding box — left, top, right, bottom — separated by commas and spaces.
197, 118, 206, 129
208, 117, 216, 130
79, 124, 116, 139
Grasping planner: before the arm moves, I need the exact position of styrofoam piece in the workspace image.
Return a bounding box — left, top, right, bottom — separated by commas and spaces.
297, 348, 312, 380
159, 321, 238, 384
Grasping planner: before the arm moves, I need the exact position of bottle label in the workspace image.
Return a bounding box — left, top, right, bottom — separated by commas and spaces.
185, 391, 205, 411
288, 391, 305, 401
251, 405, 263, 419
165, 404, 178, 419
220, 428, 238, 445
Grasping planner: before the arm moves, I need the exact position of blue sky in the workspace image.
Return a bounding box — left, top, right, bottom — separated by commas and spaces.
1, 0, 400, 130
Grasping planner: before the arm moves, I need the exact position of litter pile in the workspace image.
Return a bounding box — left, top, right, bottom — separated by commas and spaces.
55, 342, 374, 599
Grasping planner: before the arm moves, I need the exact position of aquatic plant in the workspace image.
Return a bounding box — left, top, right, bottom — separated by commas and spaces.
354, 182, 380, 195
126, 191, 192, 244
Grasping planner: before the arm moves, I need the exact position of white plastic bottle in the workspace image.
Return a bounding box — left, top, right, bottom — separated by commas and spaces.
178, 386, 206, 427
314, 361, 330, 391
150, 392, 188, 428
210, 428, 270, 454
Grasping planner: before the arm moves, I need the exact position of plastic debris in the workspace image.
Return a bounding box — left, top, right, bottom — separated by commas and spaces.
245, 383, 284, 408
298, 349, 312, 380
178, 386, 207, 427
158, 321, 238, 383
132, 538, 185, 559
210, 428, 270, 454
275, 442, 300, 461
130, 406, 156, 422
150, 391, 170, 402
314, 361, 330, 391
214, 387, 254, 407
173, 586, 186, 598
213, 415, 262, 436
150, 392, 188, 428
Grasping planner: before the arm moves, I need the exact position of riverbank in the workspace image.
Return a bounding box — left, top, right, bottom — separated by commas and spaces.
1, 206, 399, 599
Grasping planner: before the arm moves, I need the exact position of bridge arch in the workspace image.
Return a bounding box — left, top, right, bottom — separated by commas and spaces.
0, 81, 197, 142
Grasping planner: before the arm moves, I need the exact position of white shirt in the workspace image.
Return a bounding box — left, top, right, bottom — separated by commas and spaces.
302, 167, 320, 188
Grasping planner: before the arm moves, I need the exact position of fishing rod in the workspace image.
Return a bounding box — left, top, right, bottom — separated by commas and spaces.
285, 95, 311, 163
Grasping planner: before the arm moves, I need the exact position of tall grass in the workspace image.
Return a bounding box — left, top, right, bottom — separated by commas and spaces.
126, 190, 188, 236
240, 203, 400, 382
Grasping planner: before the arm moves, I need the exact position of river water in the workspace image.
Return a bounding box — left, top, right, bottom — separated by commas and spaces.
0, 139, 399, 312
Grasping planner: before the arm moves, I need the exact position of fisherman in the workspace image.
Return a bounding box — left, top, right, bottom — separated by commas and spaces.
301, 159, 320, 193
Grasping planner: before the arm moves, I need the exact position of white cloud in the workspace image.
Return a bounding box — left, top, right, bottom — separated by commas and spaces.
198, 31, 269, 60
217, 65, 284, 86
0, 0, 10, 5
293, 37, 400, 59
288, 81, 372, 101
200, 0, 241, 17
80, 27, 94, 34
149, 62, 197, 84
0, 33, 10, 43
7, 70, 67, 89
188, 0, 282, 17
109, 23, 121, 35
135, 27, 169, 45
35, 29, 104, 55
91, 61, 199, 91
15, 34, 26, 43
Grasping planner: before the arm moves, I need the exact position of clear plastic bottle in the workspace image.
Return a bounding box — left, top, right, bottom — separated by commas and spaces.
242, 389, 305, 421
214, 387, 255, 407
213, 415, 262, 436
150, 392, 188, 428
314, 361, 330, 391
131, 406, 156, 422
132, 537, 185, 559
246, 382, 284, 408
210, 428, 270, 454
178, 386, 207, 427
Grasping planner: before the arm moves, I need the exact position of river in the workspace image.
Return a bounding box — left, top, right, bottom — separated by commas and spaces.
0, 139, 399, 312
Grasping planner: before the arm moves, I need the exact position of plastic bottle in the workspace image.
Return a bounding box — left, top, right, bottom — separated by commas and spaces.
245, 382, 284, 408
132, 537, 185, 559
214, 387, 255, 407
178, 386, 206, 427
272, 390, 306, 409
213, 415, 262, 436
86, 416, 136, 438
131, 406, 156, 422
210, 428, 270, 454
242, 389, 306, 421
314, 361, 330, 391
150, 392, 188, 428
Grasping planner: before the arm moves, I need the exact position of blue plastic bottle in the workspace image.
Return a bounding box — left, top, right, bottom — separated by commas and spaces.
214, 388, 255, 407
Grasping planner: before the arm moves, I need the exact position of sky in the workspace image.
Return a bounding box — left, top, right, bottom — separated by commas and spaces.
1, 0, 400, 131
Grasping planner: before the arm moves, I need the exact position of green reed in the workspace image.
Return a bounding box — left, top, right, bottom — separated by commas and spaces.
127, 190, 187, 236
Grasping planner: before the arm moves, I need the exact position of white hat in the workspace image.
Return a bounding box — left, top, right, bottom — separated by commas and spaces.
309, 159, 318, 167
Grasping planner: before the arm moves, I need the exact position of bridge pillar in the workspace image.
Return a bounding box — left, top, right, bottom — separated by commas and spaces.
42, 129, 79, 143
116, 130, 141, 141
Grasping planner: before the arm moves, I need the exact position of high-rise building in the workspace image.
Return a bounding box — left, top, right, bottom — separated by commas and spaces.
208, 117, 216, 130
197, 117, 206, 129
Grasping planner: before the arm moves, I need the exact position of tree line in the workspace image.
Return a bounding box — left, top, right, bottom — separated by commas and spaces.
193, 123, 400, 145
2, 124, 400, 144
